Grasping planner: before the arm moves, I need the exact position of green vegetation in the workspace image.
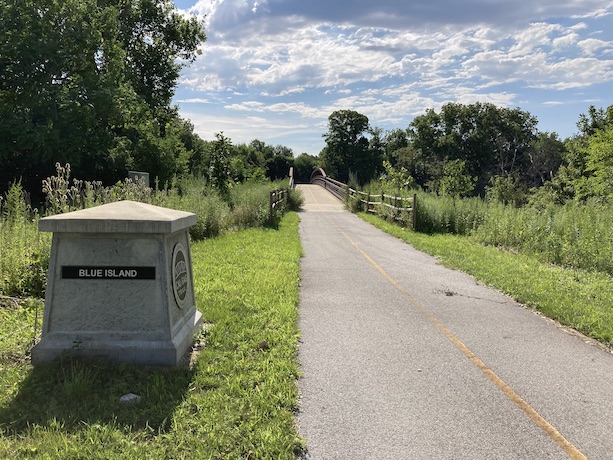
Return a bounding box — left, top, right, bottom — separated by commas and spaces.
0, 213, 304, 459
359, 213, 613, 347
0, 165, 303, 298
353, 188, 613, 278
0, 0, 205, 198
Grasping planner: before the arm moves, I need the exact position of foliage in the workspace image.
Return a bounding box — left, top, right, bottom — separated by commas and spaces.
320, 110, 383, 184
0, 214, 305, 458
527, 104, 613, 205
486, 175, 524, 206
0, 183, 50, 297
413, 192, 490, 235
207, 133, 233, 200
407, 190, 613, 277
0, 166, 298, 297
286, 188, 305, 212
293, 153, 319, 183
0, 0, 205, 200
576, 105, 613, 137
525, 132, 565, 187
438, 159, 475, 198
379, 160, 414, 193
406, 102, 538, 195
41, 163, 156, 215
583, 127, 613, 201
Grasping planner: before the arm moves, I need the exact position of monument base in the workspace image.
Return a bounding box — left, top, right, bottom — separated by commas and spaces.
32, 310, 203, 366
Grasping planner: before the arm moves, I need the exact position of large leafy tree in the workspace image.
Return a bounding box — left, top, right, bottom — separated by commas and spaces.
0, 0, 205, 197
407, 102, 538, 195
320, 109, 382, 183
583, 127, 613, 200
529, 104, 613, 205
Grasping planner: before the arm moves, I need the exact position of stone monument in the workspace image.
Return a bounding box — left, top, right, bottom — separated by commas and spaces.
32, 200, 203, 366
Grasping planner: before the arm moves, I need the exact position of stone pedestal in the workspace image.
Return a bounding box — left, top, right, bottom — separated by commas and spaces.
32, 200, 203, 366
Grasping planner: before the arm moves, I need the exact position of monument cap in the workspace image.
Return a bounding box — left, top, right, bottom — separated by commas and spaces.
39, 200, 197, 234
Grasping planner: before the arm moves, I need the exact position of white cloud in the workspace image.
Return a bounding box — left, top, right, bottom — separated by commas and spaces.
174, 1, 613, 151
578, 38, 611, 55
552, 33, 579, 49
176, 98, 213, 103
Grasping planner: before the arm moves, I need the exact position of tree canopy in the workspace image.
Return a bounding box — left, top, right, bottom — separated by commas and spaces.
320, 110, 383, 183
0, 0, 205, 198
405, 102, 539, 195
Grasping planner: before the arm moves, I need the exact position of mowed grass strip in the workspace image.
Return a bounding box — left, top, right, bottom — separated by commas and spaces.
359, 213, 613, 347
0, 213, 304, 459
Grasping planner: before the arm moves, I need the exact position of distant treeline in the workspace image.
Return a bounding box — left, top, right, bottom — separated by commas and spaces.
318, 104, 613, 206
2, 1, 611, 208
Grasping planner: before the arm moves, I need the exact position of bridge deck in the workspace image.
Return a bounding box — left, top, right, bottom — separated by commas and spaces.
296, 183, 613, 459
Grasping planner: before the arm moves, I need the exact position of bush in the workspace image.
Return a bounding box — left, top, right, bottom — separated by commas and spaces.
228, 183, 271, 229
286, 188, 305, 211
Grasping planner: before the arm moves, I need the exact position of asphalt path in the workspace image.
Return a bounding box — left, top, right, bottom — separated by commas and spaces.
295, 184, 613, 460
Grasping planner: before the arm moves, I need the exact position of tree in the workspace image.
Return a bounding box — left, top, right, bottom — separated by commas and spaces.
383, 128, 409, 163
320, 110, 382, 183
407, 102, 538, 195
526, 132, 565, 187
0, 0, 205, 197
208, 133, 232, 199
438, 159, 475, 198
266, 145, 294, 181
294, 153, 319, 183
576, 105, 613, 137
583, 127, 613, 201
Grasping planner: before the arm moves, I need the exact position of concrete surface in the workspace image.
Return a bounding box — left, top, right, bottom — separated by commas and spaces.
296, 184, 613, 459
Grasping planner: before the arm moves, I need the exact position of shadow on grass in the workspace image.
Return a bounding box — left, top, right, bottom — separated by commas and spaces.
0, 355, 196, 436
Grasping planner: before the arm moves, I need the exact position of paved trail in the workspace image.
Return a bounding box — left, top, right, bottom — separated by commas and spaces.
296, 184, 613, 460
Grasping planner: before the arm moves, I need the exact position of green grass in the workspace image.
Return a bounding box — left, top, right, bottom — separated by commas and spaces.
359, 212, 613, 347
0, 213, 304, 459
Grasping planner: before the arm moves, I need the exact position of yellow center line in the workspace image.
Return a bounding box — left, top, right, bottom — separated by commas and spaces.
313, 204, 587, 460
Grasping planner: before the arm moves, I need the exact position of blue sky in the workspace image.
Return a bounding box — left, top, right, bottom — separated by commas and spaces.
172, 0, 613, 156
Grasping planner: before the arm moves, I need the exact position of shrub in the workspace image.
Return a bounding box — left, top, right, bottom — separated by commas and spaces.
286, 188, 305, 211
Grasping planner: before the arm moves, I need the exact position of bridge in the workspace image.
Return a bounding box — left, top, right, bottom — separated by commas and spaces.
295, 173, 613, 459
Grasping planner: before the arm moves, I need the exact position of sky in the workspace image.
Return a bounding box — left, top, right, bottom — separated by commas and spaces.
172, 0, 613, 156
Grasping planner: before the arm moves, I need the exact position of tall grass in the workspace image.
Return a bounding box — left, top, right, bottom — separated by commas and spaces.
473, 200, 613, 274
349, 180, 613, 277
0, 182, 50, 297
417, 192, 613, 276
0, 166, 298, 298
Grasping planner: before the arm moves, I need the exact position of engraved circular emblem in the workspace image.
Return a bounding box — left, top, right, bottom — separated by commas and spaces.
172, 243, 189, 309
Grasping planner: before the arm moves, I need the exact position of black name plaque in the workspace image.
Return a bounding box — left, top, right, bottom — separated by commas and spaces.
62, 266, 156, 280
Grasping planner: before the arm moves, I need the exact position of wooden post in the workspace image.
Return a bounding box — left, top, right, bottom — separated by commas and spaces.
269, 190, 275, 225
412, 193, 417, 230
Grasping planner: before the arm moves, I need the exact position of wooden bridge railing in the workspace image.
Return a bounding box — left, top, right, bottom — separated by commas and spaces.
269, 189, 288, 224
310, 174, 417, 229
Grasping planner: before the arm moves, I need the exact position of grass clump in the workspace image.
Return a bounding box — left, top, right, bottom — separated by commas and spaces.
359, 212, 613, 347
0, 182, 51, 298
0, 213, 305, 459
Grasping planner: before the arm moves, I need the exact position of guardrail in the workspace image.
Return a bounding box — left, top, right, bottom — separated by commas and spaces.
269, 189, 288, 224
310, 176, 348, 201
311, 175, 417, 229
